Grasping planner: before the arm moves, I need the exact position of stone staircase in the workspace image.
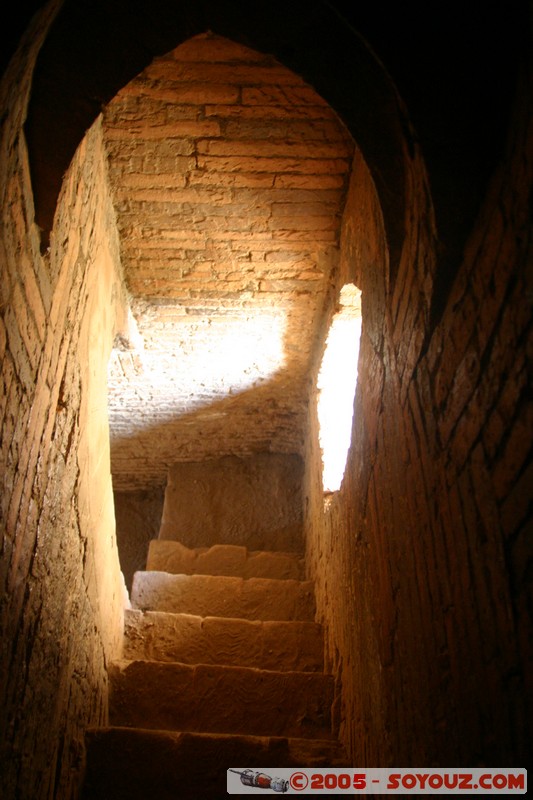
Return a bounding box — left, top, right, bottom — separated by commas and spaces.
81, 540, 347, 798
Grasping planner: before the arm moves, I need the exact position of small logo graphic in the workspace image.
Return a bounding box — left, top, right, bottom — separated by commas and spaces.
229, 769, 289, 793
290, 771, 310, 791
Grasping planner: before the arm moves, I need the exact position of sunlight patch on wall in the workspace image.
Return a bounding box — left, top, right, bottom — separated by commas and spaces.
107, 303, 288, 430
142, 313, 287, 395
317, 284, 362, 493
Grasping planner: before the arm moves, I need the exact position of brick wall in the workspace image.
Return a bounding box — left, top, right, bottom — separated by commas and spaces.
104, 33, 354, 489
0, 11, 129, 797
304, 65, 532, 766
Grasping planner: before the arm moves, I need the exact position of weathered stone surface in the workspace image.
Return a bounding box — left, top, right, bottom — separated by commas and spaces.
109, 659, 335, 739
123, 609, 323, 671
146, 540, 305, 580
131, 571, 316, 621
82, 728, 347, 800
159, 453, 304, 551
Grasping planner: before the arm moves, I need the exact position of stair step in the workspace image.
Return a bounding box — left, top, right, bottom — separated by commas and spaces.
109, 659, 335, 739
131, 571, 315, 621
124, 609, 324, 671
82, 727, 348, 800
147, 540, 305, 580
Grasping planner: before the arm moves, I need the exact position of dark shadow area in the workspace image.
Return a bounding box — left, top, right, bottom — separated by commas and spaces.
22, 0, 407, 268
338, 0, 528, 323
114, 486, 165, 591
3, 0, 529, 327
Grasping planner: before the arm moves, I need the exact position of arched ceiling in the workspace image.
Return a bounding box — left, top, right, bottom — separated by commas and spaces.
8, 0, 526, 296
103, 34, 353, 302
23, 0, 409, 263
104, 33, 355, 488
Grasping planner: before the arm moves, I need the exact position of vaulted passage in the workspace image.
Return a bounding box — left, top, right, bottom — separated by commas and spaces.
84, 38, 367, 791
1, 2, 531, 798
104, 32, 355, 489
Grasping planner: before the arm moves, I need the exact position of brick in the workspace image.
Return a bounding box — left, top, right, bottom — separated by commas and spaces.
196, 138, 348, 159
224, 118, 353, 143
297, 270, 323, 281
0, 312, 6, 363
3, 304, 35, 392
263, 245, 322, 259
119, 82, 239, 105
105, 139, 196, 160
499, 459, 533, 539
259, 278, 320, 293
492, 403, 533, 500
113, 189, 228, 207
105, 121, 220, 139
272, 201, 338, 217
21, 258, 46, 343
265, 255, 316, 271
196, 154, 349, 174
205, 103, 334, 120
484, 355, 527, 460
268, 215, 338, 232
145, 61, 304, 86
242, 85, 324, 106
275, 229, 337, 243
188, 170, 275, 188
274, 173, 346, 189
237, 187, 344, 205
12, 282, 41, 371
0, 353, 16, 432
437, 347, 481, 446
391, 246, 416, 332
116, 186, 232, 205
124, 212, 271, 234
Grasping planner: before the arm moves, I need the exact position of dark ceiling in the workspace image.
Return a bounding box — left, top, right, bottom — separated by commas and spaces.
2, 0, 529, 319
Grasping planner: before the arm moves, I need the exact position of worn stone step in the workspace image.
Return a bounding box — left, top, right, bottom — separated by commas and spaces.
82, 727, 348, 800
109, 659, 335, 739
131, 571, 315, 621
124, 609, 324, 672
147, 540, 306, 580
